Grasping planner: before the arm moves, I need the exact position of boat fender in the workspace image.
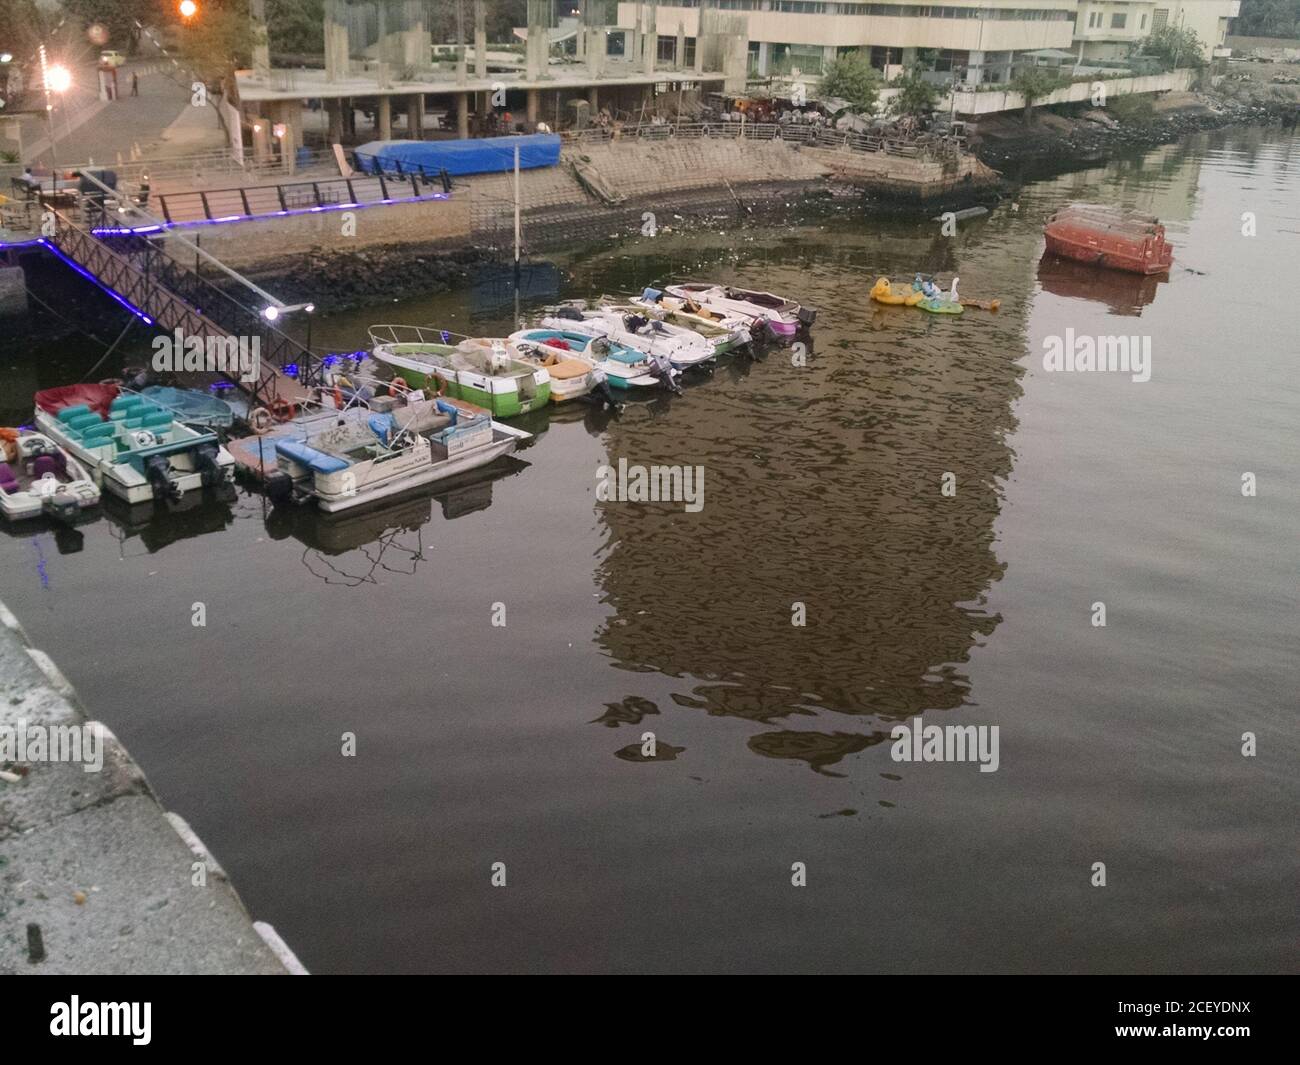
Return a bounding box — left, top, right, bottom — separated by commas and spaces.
270, 398, 297, 422
248, 407, 274, 434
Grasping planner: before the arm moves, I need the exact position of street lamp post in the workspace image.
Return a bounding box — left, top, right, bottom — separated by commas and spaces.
38, 46, 72, 195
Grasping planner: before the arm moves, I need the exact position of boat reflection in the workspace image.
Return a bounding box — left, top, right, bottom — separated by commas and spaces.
100, 486, 238, 556
263, 457, 528, 585
1037, 253, 1165, 316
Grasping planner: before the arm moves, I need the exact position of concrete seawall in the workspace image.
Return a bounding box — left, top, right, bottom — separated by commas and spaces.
0, 598, 305, 975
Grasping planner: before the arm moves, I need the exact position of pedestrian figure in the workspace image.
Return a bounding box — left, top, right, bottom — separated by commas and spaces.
131, 72, 139, 97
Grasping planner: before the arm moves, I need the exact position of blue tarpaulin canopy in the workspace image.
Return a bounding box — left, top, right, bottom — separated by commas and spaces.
353, 134, 561, 178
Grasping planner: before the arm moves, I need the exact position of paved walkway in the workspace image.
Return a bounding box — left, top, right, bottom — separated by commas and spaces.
18, 60, 224, 169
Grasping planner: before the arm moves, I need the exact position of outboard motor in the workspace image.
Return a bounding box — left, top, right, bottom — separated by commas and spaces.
648, 352, 682, 395
797, 305, 818, 328
555, 306, 585, 322
194, 442, 225, 487
144, 455, 182, 502
624, 314, 650, 333
41, 493, 80, 524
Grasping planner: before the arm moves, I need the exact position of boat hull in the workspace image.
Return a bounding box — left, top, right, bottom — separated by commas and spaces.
1043, 233, 1172, 275
314, 428, 527, 513
372, 349, 551, 416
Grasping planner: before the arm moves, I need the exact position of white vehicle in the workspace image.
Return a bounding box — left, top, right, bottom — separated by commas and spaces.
100, 51, 126, 68
0, 431, 99, 523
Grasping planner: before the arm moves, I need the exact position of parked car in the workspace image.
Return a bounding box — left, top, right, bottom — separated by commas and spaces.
100, 51, 126, 68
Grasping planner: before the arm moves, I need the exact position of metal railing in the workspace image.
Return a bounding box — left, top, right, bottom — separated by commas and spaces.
563, 120, 961, 160
48, 208, 325, 407
124, 172, 451, 227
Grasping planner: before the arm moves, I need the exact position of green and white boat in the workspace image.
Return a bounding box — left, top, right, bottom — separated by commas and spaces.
368, 325, 551, 417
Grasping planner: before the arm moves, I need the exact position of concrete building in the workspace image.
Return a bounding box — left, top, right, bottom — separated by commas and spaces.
1073, 2, 1240, 63
614, 1, 1239, 86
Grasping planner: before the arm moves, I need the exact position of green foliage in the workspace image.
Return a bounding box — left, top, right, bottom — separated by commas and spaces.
819, 51, 881, 113
177, 0, 258, 87
889, 62, 941, 117
1140, 25, 1208, 69
1010, 66, 1068, 125
266, 0, 323, 56
1108, 93, 1156, 125
1234, 0, 1300, 40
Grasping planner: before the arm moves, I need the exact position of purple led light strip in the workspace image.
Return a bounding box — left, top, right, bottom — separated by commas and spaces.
92, 191, 451, 236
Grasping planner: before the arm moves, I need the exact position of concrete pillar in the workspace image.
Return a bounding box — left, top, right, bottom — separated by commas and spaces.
326, 98, 343, 143
251, 115, 272, 162
526, 0, 550, 80
966, 50, 984, 85
526, 87, 539, 125
586, 30, 606, 78
474, 1, 488, 79
378, 96, 392, 140
403, 2, 430, 71
407, 94, 424, 138
457, 92, 470, 138
249, 0, 271, 78
641, 3, 658, 75
324, 0, 350, 82
588, 86, 599, 111
757, 41, 770, 77
676, 23, 685, 70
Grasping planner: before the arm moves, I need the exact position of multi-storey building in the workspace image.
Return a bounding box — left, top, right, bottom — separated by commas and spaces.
614, 1, 1239, 85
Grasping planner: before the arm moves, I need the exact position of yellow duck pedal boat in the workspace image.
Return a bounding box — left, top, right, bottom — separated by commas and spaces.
870, 277, 925, 306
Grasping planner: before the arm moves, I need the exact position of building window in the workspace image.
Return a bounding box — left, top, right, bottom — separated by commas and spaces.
1141, 14, 1148, 30
1153, 9, 1169, 32
1088, 12, 1101, 29
1111, 13, 1127, 30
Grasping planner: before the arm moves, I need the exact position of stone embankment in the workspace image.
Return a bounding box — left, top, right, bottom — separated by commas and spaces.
0, 599, 305, 975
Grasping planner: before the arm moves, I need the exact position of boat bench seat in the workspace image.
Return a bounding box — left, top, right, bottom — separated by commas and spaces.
275, 439, 350, 474
541, 357, 589, 380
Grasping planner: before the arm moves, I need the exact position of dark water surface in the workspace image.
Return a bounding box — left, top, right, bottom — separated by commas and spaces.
2, 129, 1296, 973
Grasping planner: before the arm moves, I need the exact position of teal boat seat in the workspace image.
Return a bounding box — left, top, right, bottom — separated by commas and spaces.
65, 411, 104, 432
57, 404, 92, 424
79, 421, 118, 443
608, 347, 644, 365
274, 439, 349, 474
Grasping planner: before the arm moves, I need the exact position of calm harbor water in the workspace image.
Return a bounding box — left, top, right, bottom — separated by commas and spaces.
2, 128, 1296, 973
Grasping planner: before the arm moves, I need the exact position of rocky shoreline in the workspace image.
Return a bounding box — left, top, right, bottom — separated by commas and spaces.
973, 95, 1273, 172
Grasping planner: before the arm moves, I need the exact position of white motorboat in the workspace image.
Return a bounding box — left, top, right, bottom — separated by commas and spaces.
0, 430, 100, 522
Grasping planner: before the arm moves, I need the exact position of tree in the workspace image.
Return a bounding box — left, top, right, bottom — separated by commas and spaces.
176, 0, 260, 102
889, 62, 941, 117
60, 0, 168, 56
266, 0, 323, 57
819, 51, 882, 114
1010, 66, 1067, 126
1234, 0, 1300, 39
1140, 24, 1209, 69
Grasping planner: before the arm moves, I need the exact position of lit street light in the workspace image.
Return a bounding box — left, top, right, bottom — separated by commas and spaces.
45, 64, 72, 94
179, 0, 198, 19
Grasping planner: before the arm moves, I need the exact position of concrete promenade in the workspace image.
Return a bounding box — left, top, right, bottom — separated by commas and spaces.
0, 598, 304, 975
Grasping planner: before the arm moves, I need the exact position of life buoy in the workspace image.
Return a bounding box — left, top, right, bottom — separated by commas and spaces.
270, 398, 297, 423
389, 377, 411, 397
248, 407, 275, 434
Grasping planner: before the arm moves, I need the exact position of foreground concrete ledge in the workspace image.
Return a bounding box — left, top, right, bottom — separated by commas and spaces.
0, 598, 306, 975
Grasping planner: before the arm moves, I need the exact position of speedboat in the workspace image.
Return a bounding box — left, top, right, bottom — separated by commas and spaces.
628, 289, 753, 349
524, 323, 675, 391
662, 282, 815, 340
33, 384, 234, 504
368, 325, 550, 417
270, 394, 529, 513
0, 429, 100, 522
547, 305, 717, 370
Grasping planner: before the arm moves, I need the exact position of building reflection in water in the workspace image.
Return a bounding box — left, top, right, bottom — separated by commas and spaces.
582, 234, 1027, 773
